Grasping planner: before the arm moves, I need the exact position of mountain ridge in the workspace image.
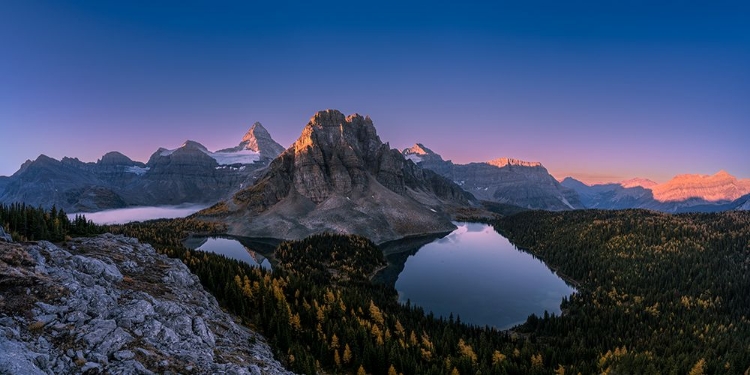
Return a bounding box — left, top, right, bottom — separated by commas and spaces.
401, 143, 583, 210
0, 124, 287, 212
196, 110, 479, 244
562, 171, 750, 212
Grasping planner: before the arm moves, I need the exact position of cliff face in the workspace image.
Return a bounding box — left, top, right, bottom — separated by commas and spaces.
199, 110, 476, 244
0, 234, 292, 374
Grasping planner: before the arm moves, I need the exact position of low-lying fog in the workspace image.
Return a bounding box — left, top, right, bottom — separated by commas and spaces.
68, 204, 208, 225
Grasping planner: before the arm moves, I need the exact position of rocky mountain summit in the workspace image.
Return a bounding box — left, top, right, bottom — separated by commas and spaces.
198, 110, 478, 244
401, 144, 583, 210
0, 124, 286, 212
219, 122, 286, 160
0, 234, 291, 374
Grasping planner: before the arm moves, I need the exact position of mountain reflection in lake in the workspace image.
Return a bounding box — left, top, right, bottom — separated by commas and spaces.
384, 222, 575, 330
183, 236, 277, 270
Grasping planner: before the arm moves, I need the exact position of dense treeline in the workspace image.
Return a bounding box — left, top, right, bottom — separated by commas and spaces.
498, 209, 750, 374
108, 209, 750, 374
0, 203, 104, 241
112, 221, 556, 375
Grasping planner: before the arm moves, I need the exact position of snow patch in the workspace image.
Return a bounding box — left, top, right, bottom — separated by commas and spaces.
209, 149, 261, 165
559, 196, 575, 209
126, 166, 150, 176
405, 154, 422, 163
160, 149, 175, 156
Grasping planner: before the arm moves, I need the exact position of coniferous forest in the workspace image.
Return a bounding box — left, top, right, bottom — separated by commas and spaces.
0, 203, 104, 241
5, 206, 749, 374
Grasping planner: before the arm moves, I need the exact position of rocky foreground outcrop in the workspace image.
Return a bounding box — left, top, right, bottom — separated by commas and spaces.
0, 234, 292, 374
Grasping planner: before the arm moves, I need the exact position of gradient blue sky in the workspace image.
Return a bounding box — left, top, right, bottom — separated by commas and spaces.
2, 0, 748, 183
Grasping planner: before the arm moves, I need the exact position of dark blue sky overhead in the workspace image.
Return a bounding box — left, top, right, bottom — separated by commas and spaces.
2, 0, 748, 182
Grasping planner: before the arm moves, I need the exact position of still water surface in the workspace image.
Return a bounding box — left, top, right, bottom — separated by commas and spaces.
186, 237, 273, 270
394, 222, 575, 329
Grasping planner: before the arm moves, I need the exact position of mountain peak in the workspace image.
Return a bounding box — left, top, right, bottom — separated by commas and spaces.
405, 143, 436, 156
487, 158, 542, 168
619, 177, 658, 189
402, 143, 444, 163
98, 151, 137, 166
235, 122, 285, 159
180, 140, 208, 151
294, 110, 380, 156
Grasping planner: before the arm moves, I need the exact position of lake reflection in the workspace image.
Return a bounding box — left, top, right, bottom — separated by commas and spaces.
187, 237, 272, 270
393, 222, 575, 329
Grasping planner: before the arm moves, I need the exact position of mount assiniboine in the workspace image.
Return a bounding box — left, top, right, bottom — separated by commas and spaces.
402, 143, 584, 210
195, 110, 478, 244
0, 123, 284, 212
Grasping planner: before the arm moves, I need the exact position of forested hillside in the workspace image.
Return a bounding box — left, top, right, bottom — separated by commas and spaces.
498, 209, 750, 374
11, 205, 747, 374
111, 210, 750, 374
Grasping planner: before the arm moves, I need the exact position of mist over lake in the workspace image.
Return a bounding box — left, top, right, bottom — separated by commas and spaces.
68, 204, 208, 225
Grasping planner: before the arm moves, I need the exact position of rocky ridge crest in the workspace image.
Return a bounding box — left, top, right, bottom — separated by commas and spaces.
0, 234, 291, 374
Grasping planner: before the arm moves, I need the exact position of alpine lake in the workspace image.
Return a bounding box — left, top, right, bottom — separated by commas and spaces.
185, 222, 575, 330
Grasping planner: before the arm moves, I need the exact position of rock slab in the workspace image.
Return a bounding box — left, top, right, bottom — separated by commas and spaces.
0, 234, 293, 374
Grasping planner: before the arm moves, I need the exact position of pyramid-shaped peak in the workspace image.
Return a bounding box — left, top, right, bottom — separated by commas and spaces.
404, 143, 437, 156
232, 121, 285, 159
242, 122, 272, 143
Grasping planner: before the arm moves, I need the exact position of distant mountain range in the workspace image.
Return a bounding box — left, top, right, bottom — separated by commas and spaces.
1, 110, 748, 225
0, 123, 283, 212
402, 143, 583, 210
562, 171, 750, 212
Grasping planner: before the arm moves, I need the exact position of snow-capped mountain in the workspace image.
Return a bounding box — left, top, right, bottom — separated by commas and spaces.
217, 122, 286, 160
0, 124, 286, 212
